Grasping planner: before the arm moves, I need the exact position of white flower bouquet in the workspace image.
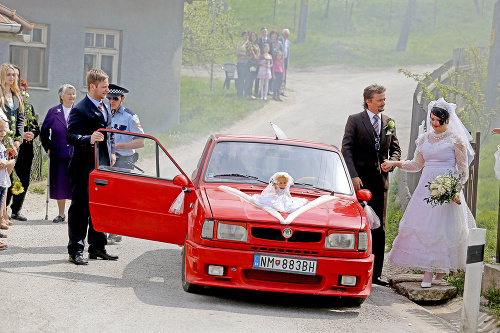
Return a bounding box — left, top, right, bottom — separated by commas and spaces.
424, 171, 462, 207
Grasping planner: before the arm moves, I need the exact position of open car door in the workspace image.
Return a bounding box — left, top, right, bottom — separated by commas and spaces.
89, 130, 194, 245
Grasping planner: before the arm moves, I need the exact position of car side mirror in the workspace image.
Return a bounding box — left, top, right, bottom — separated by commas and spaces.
356, 189, 372, 202
173, 174, 189, 187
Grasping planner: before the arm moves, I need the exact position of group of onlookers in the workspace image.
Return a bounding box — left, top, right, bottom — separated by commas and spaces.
235, 27, 291, 101
0, 64, 143, 258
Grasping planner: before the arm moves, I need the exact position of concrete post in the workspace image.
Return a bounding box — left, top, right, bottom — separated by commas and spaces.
460, 228, 486, 333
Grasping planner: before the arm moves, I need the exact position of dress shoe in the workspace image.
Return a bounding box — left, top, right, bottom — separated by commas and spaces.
89, 249, 118, 260
372, 278, 389, 286
69, 254, 88, 265
11, 212, 27, 221
53, 215, 65, 223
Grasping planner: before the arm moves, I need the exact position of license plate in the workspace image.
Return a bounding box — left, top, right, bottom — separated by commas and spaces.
252, 253, 317, 275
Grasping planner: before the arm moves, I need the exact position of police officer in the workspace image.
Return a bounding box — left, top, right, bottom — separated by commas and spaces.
107, 84, 144, 169
107, 84, 145, 244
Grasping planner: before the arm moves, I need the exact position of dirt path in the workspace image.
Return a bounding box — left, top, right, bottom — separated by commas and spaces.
172, 64, 438, 175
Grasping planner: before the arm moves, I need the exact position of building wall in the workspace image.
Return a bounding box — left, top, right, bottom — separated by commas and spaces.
2, 0, 184, 134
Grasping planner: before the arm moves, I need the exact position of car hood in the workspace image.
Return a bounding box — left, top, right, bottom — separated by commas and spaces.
204, 188, 362, 229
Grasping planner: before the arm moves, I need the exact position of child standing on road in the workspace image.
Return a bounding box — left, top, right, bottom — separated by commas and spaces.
257, 44, 273, 100
0, 119, 15, 247
272, 51, 285, 102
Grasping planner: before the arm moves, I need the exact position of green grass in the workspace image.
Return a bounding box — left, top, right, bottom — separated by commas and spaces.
223, 0, 493, 67
154, 75, 266, 147
483, 286, 500, 319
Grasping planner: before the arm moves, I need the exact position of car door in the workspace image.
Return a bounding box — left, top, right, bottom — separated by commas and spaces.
89, 130, 194, 245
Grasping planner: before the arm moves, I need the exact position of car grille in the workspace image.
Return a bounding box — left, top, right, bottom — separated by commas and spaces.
251, 227, 322, 243
244, 269, 322, 285
250, 246, 319, 256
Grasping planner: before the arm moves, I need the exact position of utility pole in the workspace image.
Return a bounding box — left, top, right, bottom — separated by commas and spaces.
485, 0, 500, 119
297, 0, 309, 42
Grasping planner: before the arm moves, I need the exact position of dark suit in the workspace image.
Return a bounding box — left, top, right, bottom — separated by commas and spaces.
66, 95, 114, 256
341, 110, 401, 281
6, 104, 40, 213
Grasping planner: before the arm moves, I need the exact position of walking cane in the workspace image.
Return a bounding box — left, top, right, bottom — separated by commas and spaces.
45, 156, 49, 220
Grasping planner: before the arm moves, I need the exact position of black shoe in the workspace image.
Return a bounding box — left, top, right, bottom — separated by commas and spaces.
0, 231, 6, 238
11, 212, 27, 221
89, 249, 118, 260
372, 278, 389, 286
69, 254, 88, 265
53, 215, 65, 223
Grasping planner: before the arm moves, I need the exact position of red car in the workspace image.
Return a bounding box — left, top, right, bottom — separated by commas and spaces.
90, 130, 374, 303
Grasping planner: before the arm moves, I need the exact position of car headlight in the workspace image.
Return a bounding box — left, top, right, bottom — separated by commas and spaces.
325, 231, 355, 249
358, 231, 368, 251
201, 219, 214, 239
217, 221, 248, 242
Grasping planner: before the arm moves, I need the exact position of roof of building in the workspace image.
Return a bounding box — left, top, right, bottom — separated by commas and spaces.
0, 3, 33, 31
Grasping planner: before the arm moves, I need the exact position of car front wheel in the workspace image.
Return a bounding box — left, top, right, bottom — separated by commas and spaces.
181, 245, 203, 293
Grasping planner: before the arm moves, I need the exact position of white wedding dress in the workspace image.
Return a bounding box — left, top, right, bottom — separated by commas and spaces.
388, 129, 476, 273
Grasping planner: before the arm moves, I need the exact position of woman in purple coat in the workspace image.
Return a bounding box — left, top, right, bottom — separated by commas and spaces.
40, 84, 75, 222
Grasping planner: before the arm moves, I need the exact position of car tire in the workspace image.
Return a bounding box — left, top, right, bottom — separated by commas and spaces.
181, 245, 203, 293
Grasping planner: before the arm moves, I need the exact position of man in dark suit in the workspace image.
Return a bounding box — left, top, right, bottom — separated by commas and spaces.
258, 27, 273, 54
66, 68, 117, 265
341, 84, 401, 286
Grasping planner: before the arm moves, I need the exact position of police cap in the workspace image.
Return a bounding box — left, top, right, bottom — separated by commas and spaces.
107, 83, 129, 98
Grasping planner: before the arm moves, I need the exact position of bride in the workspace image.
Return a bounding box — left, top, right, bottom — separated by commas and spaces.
381, 98, 476, 288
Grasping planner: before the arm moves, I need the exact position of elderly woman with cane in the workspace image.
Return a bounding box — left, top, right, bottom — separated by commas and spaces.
40, 84, 75, 222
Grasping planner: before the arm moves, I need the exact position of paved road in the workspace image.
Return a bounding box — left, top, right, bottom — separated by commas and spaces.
1, 65, 462, 332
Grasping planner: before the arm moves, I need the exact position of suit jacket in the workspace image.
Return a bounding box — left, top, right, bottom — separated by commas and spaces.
258, 37, 273, 55
40, 104, 74, 159
341, 110, 401, 191
66, 95, 114, 180
2, 92, 25, 140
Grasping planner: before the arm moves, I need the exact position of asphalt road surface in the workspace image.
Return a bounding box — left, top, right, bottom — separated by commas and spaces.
1, 65, 461, 332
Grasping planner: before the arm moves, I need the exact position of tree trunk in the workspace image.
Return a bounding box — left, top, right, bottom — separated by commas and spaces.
473, 0, 481, 15
297, 0, 310, 42
486, 0, 500, 121
396, 0, 416, 52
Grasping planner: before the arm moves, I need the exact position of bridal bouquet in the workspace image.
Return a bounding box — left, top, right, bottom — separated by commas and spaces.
424, 171, 462, 207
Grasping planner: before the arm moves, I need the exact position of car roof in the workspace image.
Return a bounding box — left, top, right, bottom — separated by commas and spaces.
212, 134, 340, 152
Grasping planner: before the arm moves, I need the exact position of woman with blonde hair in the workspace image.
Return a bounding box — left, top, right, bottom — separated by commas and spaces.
0, 63, 25, 228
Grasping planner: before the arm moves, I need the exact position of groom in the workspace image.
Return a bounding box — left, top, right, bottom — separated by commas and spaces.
341, 84, 401, 286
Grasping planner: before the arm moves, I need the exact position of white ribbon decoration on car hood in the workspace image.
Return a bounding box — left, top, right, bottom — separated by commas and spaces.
218, 185, 336, 225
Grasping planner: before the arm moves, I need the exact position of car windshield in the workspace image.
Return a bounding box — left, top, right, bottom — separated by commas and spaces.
203, 141, 352, 194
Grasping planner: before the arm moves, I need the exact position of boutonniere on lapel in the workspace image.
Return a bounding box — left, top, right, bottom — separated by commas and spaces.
56, 108, 61, 113
385, 118, 395, 135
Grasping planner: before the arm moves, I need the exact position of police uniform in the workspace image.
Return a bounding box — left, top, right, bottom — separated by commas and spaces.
107, 84, 144, 170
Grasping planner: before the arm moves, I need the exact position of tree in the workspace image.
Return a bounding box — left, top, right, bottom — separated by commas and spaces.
396, 0, 416, 52
297, 0, 310, 42
182, 1, 240, 67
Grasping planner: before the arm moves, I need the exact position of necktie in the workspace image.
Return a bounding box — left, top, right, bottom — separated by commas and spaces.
98, 103, 104, 115
373, 114, 380, 135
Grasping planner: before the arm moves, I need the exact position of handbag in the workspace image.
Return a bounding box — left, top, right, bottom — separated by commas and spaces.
494, 145, 500, 181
